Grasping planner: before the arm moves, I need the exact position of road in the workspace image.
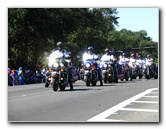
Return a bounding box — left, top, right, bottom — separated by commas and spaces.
8, 78, 159, 122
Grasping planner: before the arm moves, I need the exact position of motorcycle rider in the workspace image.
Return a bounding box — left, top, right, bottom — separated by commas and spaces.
135, 55, 144, 78
83, 46, 98, 63
119, 53, 129, 66
136, 55, 144, 68
145, 54, 153, 66
83, 46, 103, 86
100, 48, 118, 82
100, 48, 115, 61
49, 42, 68, 59
49, 42, 73, 90
145, 54, 154, 76
118, 53, 130, 77
128, 54, 136, 68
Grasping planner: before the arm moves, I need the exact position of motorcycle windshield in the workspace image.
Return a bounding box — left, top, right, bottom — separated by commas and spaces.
101, 60, 109, 64
48, 57, 63, 68
84, 59, 93, 65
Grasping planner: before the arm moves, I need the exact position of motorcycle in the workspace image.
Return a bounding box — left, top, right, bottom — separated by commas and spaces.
129, 62, 137, 79
116, 62, 132, 81
45, 56, 73, 91
45, 71, 51, 87
135, 62, 143, 79
100, 59, 117, 83
144, 64, 158, 79
82, 59, 99, 86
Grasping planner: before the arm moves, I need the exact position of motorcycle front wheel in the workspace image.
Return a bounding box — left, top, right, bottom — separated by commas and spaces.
92, 81, 97, 86
45, 82, 49, 87
154, 74, 158, 79
139, 74, 143, 79
103, 75, 107, 83
52, 78, 58, 91
85, 77, 90, 86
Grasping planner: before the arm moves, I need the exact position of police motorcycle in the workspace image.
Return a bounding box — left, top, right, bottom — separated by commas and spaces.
129, 61, 137, 79
45, 54, 73, 91
116, 59, 132, 81
82, 58, 99, 86
135, 61, 143, 79
144, 61, 158, 79
100, 59, 115, 83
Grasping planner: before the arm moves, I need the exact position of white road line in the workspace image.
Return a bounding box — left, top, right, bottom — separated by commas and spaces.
87, 88, 158, 122
142, 96, 158, 98
120, 108, 158, 112
150, 92, 158, 94
133, 101, 158, 104
96, 119, 125, 122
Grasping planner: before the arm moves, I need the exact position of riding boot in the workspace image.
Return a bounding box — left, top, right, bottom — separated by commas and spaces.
70, 85, 73, 91
100, 79, 103, 86
69, 76, 73, 91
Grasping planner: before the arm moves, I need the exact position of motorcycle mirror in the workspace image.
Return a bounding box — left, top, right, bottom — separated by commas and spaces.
98, 55, 102, 60
77, 55, 81, 59
44, 52, 48, 56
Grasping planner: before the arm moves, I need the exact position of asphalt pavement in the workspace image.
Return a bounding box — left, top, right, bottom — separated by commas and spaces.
8, 78, 159, 122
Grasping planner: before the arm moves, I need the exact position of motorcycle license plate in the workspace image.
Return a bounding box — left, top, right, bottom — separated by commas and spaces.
52, 71, 57, 76
85, 70, 89, 74
102, 70, 106, 73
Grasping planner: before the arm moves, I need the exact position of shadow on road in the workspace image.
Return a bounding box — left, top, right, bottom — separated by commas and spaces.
61, 88, 102, 92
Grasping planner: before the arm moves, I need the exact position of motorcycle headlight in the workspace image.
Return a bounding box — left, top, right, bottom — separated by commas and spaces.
104, 64, 107, 68
85, 63, 90, 68
53, 63, 59, 68
60, 63, 64, 67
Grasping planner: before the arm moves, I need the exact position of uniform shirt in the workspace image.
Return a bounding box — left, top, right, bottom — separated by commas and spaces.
50, 49, 68, 58
100, 54, 114, 61
129, 58, 136, 67
136, 59, 144, 67
119, 57, 129, 65
145, 58, 153, 66
82, 52, 98, 63
49, 49, 69, 67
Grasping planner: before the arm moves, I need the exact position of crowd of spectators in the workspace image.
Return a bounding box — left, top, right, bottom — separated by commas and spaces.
8, 65, 47, 86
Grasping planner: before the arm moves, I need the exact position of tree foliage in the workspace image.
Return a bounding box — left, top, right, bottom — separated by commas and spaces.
8, 8, 158, 69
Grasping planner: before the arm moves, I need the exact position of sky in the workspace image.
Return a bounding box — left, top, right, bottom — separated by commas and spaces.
115, 8, 159, 43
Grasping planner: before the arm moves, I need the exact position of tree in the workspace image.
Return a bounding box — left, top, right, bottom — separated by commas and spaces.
8, 8, 158, 69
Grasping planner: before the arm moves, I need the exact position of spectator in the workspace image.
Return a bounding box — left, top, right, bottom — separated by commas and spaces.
18, 67, 24, 85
